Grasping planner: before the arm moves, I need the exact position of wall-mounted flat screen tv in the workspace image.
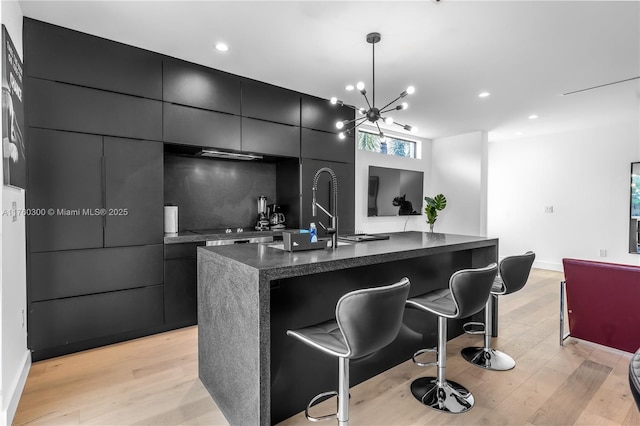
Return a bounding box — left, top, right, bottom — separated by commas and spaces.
368, 166, 424, 217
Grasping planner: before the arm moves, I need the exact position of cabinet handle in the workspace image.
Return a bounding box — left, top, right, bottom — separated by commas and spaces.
101, 155, 106, 228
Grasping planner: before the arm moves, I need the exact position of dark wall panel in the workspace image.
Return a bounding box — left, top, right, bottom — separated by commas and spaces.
29, 285, 164, 351
163, 60, 241, 115
27, 128, 104, 252
24, 18, 162, 99
241, 118, 300, 158
163, 103, 241, 150
27, 78, 162, 140
104, 137, 164, 247
301, 95, 354, 133
30, 245, 164, 302
242, 80, 300, 125
302, 128, 355, 164
163, 154, 276, 230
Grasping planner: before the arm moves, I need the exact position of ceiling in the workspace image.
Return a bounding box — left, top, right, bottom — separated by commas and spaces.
18, 0, 640, 142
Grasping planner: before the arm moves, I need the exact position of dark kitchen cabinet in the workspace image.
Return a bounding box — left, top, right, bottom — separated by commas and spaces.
28, 128, 104, 252
241, 118, 299, 158
301, 128, 355, 164
28, 129, 164, 252
241, 80, 300, 126
30, 245, 163, 302
104, 137, 164, 247
301, 95, 355, 133
163, 103, 241, 151
163, 60, 241, 115
164, 242, 203, 327
300, 159, 355, 236
29, 285, 164, 352
24, 18, 162, 100
27, 78, 162, 141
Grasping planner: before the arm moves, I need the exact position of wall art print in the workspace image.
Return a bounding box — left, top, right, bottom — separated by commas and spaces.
2, 24, 25, 189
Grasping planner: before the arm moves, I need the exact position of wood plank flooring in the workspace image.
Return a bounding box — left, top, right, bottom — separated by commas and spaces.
13, 269, 639, 425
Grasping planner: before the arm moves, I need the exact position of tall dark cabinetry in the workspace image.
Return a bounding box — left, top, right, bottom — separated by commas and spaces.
25, 18, 165, 360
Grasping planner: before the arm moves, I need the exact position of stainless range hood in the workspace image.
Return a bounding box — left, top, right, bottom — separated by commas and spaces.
198, 149, 263, 161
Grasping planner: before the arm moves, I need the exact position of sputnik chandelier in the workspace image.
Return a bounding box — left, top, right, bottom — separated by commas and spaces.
331, 32, 417, 141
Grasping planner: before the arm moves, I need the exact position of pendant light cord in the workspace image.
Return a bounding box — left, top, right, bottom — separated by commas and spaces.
372, 40, 375, 107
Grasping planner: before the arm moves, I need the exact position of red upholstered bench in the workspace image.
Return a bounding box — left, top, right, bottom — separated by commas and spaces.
560, 258, 640, 353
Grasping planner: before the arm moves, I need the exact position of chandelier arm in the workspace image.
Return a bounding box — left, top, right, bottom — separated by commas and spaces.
343, 117, 369, 135
375, 122, 384, 135
380, 106, 403, 115
379, 94, 404, 111
361, 91, 373, 110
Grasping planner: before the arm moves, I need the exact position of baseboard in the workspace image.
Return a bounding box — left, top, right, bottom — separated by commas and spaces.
532, 260, 563, 272
1, 350, 31, 426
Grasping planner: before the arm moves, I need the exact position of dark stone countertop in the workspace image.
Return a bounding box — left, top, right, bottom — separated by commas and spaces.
163, 227, 290, 244
198, 231, 498, 281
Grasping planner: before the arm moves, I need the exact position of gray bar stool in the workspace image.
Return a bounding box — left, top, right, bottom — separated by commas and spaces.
461, 251, 535, 371
406, 263, 497, 413
287, 277, 410, 425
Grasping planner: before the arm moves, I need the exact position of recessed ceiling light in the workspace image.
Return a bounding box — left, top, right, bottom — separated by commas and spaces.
528, 114, 539, 119
345, 84, 354, 91
215, 42, 229, 52
478, 92, 490, 98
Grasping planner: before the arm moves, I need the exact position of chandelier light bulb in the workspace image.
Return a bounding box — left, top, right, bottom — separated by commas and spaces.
358, 108, 366, 115
384, 117, 394, 125
338, 132, 346, 140
330, 97, 338, 105
345, 84, 354, 91
406, 86, 415, 95
336, 121, 344, 129
411, 126, 418, 133
356, 81, 365, 91
401, 102, 408, 110
379, 132, 386, 142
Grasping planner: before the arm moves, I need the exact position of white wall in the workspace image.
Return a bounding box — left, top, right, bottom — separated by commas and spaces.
0, 2, 30, 425
488, 121, 640, 271
355, 126, 432, 234
430, 131, 488, 236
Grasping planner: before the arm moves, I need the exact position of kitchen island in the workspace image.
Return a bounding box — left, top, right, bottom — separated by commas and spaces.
197, 231, 498, 425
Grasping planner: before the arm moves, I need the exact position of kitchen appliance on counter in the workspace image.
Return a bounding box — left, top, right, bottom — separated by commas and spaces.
255, 196, 270, 231
267, 204, 286, 230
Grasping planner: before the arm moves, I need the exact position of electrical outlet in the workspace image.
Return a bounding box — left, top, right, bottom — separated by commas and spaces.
599, 249, 607, 257
544, 206, 554, 213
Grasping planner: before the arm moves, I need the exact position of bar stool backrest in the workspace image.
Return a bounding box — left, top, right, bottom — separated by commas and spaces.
500, 251, 535, 294
336, 277, 411, 359
450, 264, 498, 319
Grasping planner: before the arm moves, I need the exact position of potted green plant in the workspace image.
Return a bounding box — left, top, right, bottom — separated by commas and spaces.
424, 194, 447, 232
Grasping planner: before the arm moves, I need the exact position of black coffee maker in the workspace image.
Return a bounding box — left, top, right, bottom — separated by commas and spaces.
267, 204, 286, 230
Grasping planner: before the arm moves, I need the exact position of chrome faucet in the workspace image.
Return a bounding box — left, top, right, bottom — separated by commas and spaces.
312, 167, 339, 249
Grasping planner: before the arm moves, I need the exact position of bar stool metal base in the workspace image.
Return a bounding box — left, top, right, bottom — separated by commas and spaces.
461, 347, 516, 371
410, 377, 474, 413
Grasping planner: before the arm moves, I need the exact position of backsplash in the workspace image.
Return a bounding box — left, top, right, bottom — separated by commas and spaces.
164, 153, 276, 231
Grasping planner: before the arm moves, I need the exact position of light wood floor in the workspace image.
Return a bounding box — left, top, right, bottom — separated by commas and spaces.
14, 269, 640, 425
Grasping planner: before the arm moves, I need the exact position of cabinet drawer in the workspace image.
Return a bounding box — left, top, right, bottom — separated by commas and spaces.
29, 285, 164, 351
25, 18, 162, 99
30, 245, 164, 302
164, 242, 204, 260
163, 103, 241, 150
242, 80, 300, 125
27, 78, 162, 140
163, 60, 241, 115
301, 95, 354, 133
301, 128, 355, 164
241, 118, 300, 158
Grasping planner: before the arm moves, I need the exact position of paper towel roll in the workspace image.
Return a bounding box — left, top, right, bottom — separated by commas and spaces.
164, 206, 178, 233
